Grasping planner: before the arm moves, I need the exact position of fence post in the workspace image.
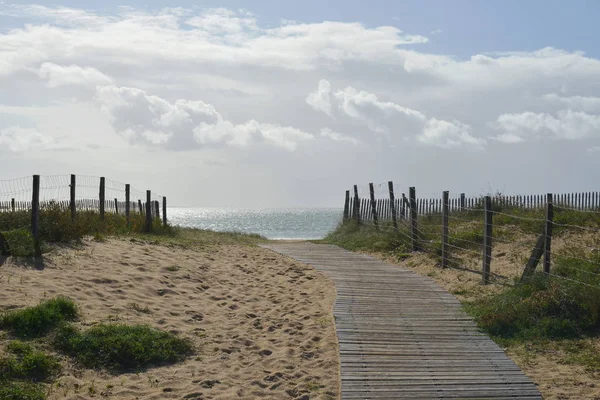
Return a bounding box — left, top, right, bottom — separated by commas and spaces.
460, 193, 465, 211
388, 181, 398, 230
145, 191, 152, 232
409, 187, 419, 251
114, 198, 118, 214
99, 177, 105, 220
162, 197, 167, 226
138, 199, 142, 214
353, 185, 360, 223
69, 174, 76, 221
482, 195, 492, 284
154, 200, 160, 220
442, 191, 449, 269
11, 198, 15, 212
125, 184, 130, 227
544, 193, 553, 274
401, 193, 408, 219
32, 175, 41, 257
343, 190, 350, 221
369, 183, 379, 229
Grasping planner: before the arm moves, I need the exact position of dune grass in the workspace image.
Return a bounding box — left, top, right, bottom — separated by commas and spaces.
53, 323, 193, 371
0, 297, 78, 338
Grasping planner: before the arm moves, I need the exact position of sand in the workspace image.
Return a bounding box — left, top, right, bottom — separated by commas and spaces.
0, 238, 340, 400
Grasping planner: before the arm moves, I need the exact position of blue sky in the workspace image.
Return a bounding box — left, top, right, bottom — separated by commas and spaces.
1, 1, 600, 206
3, 0, 598, 58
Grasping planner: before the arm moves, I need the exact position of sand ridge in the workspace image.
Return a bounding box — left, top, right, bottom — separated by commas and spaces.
0, 238, 340, 399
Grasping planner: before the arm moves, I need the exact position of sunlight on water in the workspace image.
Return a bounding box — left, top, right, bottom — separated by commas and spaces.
167, 208, 343, 240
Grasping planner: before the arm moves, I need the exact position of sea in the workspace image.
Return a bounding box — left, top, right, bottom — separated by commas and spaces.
167, 208, 343, 240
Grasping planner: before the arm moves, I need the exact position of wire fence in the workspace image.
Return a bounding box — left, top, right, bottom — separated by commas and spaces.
342, 181, 600, 290
0, 174, 169, 255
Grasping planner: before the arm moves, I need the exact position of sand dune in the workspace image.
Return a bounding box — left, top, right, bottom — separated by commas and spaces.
0, 238, 340, 399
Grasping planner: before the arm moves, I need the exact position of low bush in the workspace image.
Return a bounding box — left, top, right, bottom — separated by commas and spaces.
0, 297, 78, 338
53, 323, 193, 371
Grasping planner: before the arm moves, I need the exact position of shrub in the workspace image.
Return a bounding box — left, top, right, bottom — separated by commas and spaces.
0, 381, 45, 400
0, 297, 78, 338
1, 229, 35, 257
53, 323, 193, 371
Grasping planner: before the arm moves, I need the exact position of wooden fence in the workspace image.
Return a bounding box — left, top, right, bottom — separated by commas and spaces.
0, 174, 168, 256
342, 181, 600, 284
344, 183, 600, 222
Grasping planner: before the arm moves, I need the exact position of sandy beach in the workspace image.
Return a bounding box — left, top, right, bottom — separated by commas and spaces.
0, 238, 340, 399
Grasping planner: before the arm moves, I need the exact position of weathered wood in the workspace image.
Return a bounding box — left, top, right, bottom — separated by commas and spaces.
482, 195, 492, 284
138, 199, 143, 214
343, 190, 350, 220
521, 233, 546, 282
388, 181, 398, 230
162, 197, 167, 226
69, 174, 76, 221
99, 177, 105, 219
114, 198, 119, 214
353, 185, 360, 223
11, 198, 15, 212
125, 184, 131, 226
369, 183, 379, 229
154, 200, 160, 220
544, 193, 553, 274
145, 191, 152, 232
32, 175, 41, 257
409, 187, 419, 251
442, 191, 449, 269
261, 243, 540, 400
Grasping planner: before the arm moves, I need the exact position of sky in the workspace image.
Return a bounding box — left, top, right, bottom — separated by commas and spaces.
1, 1, 600, 207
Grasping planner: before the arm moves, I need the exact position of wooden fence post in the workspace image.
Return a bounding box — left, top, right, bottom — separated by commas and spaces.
154, 200, 160, 220
125, 184, 130, 227
482, 195, 492, 284
99, 177, 105, 220
162, 197, 167, 226
442, 191, 449, 269
145, 191, 152, 233
11, 198, 15, 212
343, 190, 350, 221
409, 187, 419, 251
369, 183, 379, 229
388, 181, 398, 230
70, 174, 76, 221
138, 199, 143, 214
32, 175, 41, 257
544, 193, 553, 274
460, 193, 465, 211
353, 185, 360, 223
401, 193, 408, 219
114, 198, 119, 214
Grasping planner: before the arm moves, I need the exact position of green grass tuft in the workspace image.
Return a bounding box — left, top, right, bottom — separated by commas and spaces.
320, 220, 411, 253
0, 297, 78, 338
53, 323, 193, 371
1, 229, 35, 257
0, 381, 45, 400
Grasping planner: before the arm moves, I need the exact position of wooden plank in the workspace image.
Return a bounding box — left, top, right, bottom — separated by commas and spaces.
260, 242, 540, 399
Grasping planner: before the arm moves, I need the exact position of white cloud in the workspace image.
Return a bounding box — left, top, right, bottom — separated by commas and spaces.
38, 62, 113, 87
306, 79, 333, 117
320, 128, 360, 145
418, 118, 484, 149
95, 85, 313, 151
492, 109, 600, 142
542, 93, 600, 113
430, 29, 442, 35
0, 126, 57, 152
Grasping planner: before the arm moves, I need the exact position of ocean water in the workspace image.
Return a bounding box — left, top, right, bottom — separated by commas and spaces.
167, 208, 343, 240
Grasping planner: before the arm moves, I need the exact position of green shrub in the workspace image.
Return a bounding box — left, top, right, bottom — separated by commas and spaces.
0, 297, 78, 338
0, 350, 60, 383
0, 381, 45, 400
322, 220, 411, 253
54, 323, 193, 371
468, 271, 600, 340
1, 229, 35, 257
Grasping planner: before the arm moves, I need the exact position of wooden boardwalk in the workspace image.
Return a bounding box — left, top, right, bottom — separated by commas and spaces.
261, 242, 541, 399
